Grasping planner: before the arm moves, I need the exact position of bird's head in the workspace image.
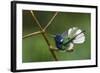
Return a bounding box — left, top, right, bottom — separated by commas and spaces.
55, 34, 64, 43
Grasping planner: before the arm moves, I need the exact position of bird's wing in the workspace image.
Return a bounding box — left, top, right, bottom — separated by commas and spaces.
73, 29, 85, 44
66, 43, 74, 51
62, 27, 79, 45
61, 30, 68, 38
68, 27, 78, 38
68, 28, 73, 37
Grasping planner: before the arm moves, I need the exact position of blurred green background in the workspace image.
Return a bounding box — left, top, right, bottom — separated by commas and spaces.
22, 10, 91, 63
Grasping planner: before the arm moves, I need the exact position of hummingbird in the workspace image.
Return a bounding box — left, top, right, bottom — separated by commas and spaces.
52, 27, 85, 52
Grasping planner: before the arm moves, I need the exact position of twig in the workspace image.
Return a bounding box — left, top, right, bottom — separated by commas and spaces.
23, 31, 42, 39
23, 12, 58, 39
43, 12, 58, 31
30, 10, 58, 61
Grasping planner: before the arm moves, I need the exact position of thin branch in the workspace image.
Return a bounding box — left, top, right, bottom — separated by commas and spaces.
30, 10, 58, 61
30, 11, 43, 30
23, 31, 42, 39
49, 45, 59, 51
43, 12, 58, 31
23, 12, 58, 39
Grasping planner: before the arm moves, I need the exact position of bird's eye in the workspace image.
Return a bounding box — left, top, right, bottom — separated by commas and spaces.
60, 39, 63, 42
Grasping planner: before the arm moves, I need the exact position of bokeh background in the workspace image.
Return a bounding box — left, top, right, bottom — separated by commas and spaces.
22, 10, 91, 63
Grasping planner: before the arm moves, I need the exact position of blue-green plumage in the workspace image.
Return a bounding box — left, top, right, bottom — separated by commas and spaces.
54, 27, 85, 51
54, 34, 69, 50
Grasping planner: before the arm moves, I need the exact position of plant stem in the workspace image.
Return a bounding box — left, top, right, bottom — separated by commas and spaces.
43, 12, 58, 31
23, 31, 42, 39
30, 10, 58, 61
